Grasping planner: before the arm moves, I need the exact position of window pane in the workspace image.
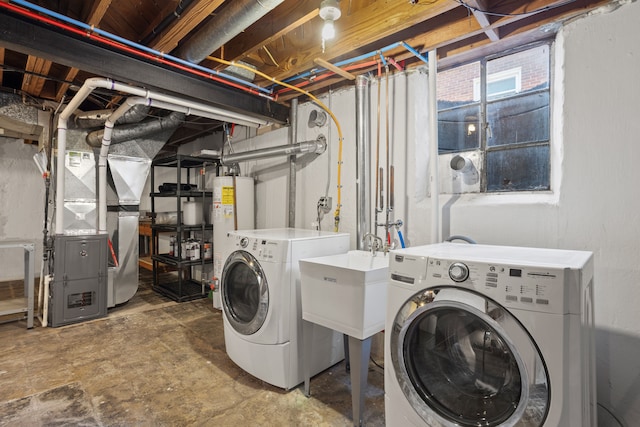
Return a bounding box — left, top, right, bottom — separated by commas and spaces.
437, 61, 480, 109
487, 45, 549, 100
438, 105, 480, 153
487, 92, 550, 147
486, 145, 550, 192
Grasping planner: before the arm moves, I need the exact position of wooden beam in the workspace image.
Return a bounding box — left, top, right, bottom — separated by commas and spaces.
313, 58, 355, 80
21, 56, 51, 96
54, 0, 112, 102
266, 0, 460, 82
87, 0, 112, 25
465, 0, 500, 41
148, 0, 225, 53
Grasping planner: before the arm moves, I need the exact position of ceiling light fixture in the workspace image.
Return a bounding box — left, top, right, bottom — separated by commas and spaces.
319, 0, 341, 52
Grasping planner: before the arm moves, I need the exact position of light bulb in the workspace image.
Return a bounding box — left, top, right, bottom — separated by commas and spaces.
322, 20, 335, 40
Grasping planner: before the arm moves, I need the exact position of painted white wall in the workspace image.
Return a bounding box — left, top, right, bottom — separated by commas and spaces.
228, 2, 640, 424
0, 137, 45, 280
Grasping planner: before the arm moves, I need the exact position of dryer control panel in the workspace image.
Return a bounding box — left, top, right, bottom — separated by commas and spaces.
228, 235, 288, 263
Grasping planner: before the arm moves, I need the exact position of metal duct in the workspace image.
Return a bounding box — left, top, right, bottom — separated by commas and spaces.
288, 98, 298, 227
74, 104, 151, 128
86, 111, 185, 147
176, 0, 285, 64
222, 135, 326, 164
355, 75, 371, 250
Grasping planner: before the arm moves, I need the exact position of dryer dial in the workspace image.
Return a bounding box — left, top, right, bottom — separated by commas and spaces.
449, 262, 470, 282
239, 237, 249, 248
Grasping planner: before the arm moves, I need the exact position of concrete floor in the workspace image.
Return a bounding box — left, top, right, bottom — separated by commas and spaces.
0, 271, 385, 426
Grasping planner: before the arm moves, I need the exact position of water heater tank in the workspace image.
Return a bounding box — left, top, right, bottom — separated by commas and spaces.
212, 176, 255, 309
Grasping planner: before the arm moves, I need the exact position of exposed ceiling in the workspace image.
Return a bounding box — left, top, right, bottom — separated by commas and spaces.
0, 0, 613, 152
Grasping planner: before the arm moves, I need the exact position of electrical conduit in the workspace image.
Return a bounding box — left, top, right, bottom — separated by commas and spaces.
428, 50, 440, 244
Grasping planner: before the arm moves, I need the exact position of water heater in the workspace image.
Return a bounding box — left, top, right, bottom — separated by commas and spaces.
212, 176, 255, 309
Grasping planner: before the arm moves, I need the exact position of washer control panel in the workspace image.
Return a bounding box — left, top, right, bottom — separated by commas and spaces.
433, 257, 568, 314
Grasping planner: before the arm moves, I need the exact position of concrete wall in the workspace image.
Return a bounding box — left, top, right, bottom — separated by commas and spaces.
226, 2, 640, 424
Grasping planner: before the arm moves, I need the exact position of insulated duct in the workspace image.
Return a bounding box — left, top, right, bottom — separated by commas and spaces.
222, 135, 327, 164
86, 111, 185, 147
176, 0, 285, 64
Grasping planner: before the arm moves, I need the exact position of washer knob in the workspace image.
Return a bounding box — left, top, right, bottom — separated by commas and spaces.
449, 262, 469, 282
240, 237, 249, 248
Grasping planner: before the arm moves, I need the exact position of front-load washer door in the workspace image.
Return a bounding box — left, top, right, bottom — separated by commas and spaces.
390, 286, 550, 427
221, 250, 269, 336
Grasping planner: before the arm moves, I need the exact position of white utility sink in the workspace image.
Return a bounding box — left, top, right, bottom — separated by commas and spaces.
299, 250, 389, 340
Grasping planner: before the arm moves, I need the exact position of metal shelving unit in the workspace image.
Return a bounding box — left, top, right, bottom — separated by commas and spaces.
150, 155, 218, 302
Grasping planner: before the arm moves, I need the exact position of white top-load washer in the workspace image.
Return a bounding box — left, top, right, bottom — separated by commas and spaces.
221, 228, 349, 389
385, 242, 595, 427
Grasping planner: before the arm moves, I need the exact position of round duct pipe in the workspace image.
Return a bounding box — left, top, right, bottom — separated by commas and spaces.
176, 0, 285, 64
85, 111, 185, 147
222, 134, 326, 164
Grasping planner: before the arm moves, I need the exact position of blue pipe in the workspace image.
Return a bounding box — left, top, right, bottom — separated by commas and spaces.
401, 42, 429, 65
280, 40, 422, 85
397, 229, 406, 248
10, 0, 273, 95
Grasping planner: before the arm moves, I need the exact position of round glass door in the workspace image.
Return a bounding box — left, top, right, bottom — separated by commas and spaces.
390, 287, 549, 426
221, 250, 269, 335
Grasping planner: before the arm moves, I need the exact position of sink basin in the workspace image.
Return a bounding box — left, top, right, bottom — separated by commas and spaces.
299, 250, 389, 340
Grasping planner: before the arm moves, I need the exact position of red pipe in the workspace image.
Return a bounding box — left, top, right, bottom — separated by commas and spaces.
0, 1, 266, 97
276, 59, 379, 96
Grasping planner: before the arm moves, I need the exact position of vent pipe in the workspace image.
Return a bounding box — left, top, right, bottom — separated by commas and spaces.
222, 135, 326, 164
355, 75, 371, 250
176, 0, 285, 64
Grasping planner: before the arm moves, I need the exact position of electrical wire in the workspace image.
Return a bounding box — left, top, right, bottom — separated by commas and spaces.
453, 0, 577, 17
208, 56, 346, 231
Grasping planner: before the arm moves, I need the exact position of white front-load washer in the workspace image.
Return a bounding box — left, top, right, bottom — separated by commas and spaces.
385, 242, 596, 427
221, 228, 349, 389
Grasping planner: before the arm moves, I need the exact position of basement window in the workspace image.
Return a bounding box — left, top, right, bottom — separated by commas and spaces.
437, 44, 551, 192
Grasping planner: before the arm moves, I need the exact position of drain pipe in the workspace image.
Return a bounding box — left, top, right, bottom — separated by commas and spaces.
428, 50, 440, 244
56, 77, 270, 235
222, 135, 327, 164
355, 75, 371, 250
288, 98, 298, 228
176, 0, 285, 64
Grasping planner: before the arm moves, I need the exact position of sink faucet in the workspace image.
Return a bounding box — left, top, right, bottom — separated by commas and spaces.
363, 233, 384, 256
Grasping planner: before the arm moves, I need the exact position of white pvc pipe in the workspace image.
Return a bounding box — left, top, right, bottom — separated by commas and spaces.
428, 50, 440, 244
55, 77, 270, 235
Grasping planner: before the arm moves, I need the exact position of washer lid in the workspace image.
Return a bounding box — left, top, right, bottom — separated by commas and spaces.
390, 286, 550, 427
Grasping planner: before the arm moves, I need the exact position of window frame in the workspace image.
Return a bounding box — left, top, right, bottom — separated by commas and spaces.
437, 42, 552, 193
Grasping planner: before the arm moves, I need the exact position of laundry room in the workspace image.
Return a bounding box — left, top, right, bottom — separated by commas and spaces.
0, 0, 638, 426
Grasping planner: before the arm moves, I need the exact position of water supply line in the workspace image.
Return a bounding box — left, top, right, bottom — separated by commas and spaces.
55, 77, 269, 235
